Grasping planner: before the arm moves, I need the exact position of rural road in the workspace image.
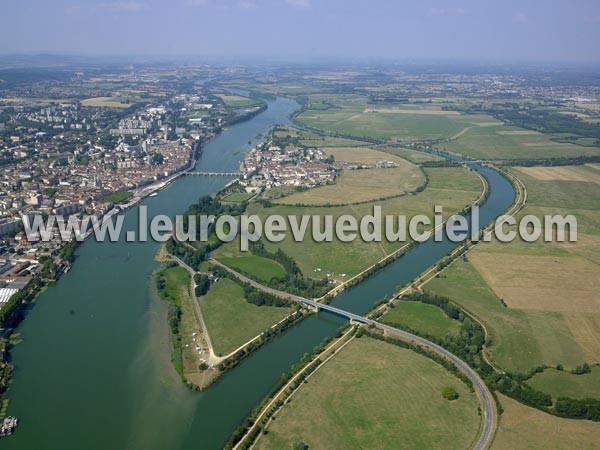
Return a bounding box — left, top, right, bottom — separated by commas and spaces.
209, 258, 497, 450
168, 253, 224, 364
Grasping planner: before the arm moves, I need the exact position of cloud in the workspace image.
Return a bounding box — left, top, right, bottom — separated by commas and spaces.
512, 12, 529, 24
429, 7, 466, 16
98, 2, 146, 13
238, 1, 257, 8
287, 0, 310, 7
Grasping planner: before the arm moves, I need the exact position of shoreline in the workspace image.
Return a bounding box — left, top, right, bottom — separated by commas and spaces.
159, 149, 490, 391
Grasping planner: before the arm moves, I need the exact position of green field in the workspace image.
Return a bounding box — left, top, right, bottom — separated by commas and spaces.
245, 166, 482, 279
222, 192, 255, 203
426, 164, 600, 374
426, 259, 586, 373
513, 167, 600, 211
156, 266, 202, 378
382, 301, 462, 341
276, 162, 425, 205
441, 124, 600, 160
99, 191, 133, 203
217, 255, 287, 282
295, 100, 475, 141
526, 366, 600, 399
257, 337, 480, 450
211, 242, 288, 282
492, 394, 600, 450
273, 125, 367, 147
218, 94, 262, 108
378, 146, 445, 163
197, 279, 293, 356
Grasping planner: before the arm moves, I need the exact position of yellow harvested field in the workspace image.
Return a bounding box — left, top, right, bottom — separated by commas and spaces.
469, 252, 600, 313
515, 166, 600, 184
81, 97, 130, 108
492, 394, 600, 450
324, 146, 406, 165
496, 130, 540, 135
563, 313, 600, 362
475, 122, 504, 127
555, 232, 600, 264
364, 107, 460, 115
276, 163, 425, 205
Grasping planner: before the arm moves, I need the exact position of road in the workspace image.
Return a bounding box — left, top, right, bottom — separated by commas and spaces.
168, 254, 224, 365
210, 258, 497, 450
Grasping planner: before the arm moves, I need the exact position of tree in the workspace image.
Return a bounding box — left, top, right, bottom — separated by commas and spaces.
194, 274, 210, 297
152, 153, 164, 165
442, 386, 459, 400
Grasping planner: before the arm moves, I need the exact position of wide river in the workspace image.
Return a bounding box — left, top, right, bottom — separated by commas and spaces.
2, 96, 514, 450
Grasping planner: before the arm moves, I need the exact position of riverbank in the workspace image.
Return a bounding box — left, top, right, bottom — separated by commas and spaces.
0, 94, 307, 450
1, 93, 518, 450
214, 146, 514, 450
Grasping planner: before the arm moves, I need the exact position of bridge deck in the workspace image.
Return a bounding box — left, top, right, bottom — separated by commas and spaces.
186, 171, 239, 176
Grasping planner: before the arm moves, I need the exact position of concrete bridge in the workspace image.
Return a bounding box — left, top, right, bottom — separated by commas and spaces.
209, 257, 496, 450
185, 171, 239, 177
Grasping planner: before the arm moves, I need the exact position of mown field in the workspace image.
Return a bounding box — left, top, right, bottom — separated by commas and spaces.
382, 300, 462, 341
256, 337, 480, 450
221, 192, 255, 203
427, 259, 587, 372
99, 191, 133, 203
526, 366, 600, 399
217, 255, 287, 282
295, 97, 479, 141
441, 125, 600, 160
276, 147, 425, 205
272, 125, 367, 147
218, 94, 262, 108
492, 394, 600, 450
81, 96, 132, 108
244, 165, 482, 280
427, 164, 600, 375
377, 145, 445, 163
197, 278, 293, 356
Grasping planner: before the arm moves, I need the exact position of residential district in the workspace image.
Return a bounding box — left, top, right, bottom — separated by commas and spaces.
0, 84, 255, 317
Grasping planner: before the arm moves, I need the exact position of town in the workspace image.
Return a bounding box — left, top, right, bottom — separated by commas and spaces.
0, 69, 265, 328
241, 141, 399, 192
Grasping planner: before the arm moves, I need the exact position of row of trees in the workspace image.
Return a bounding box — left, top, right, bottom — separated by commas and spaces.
243, 286, 291, 308
0, 276, 42, 328
194, 273, 210, 297
249, 241, 329, 297
398, 292, 600, 420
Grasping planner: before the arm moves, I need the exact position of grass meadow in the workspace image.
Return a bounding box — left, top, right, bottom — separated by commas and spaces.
492, 394, 600, 450
426, 164, 600, 376
197, 278, 293, 356
256, 337, 480, 450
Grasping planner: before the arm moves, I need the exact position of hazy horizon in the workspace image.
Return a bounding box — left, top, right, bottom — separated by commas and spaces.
3, 0, 600, 62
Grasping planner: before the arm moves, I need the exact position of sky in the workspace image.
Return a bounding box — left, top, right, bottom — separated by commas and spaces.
2, 0, 600, 62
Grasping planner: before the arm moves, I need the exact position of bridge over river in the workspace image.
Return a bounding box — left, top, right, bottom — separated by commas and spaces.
208, 258, 496, 450
185, 171, 240, 176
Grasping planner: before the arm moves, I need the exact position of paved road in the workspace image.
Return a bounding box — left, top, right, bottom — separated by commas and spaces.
210, 258, 496, 450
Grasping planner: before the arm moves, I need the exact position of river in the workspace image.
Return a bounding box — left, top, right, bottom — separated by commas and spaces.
2, 95, 514, 450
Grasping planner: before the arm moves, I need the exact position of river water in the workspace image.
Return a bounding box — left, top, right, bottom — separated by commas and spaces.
2, 96, 514, 450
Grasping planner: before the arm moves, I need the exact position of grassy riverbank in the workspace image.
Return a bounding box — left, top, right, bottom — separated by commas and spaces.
155, 265, 213, 387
